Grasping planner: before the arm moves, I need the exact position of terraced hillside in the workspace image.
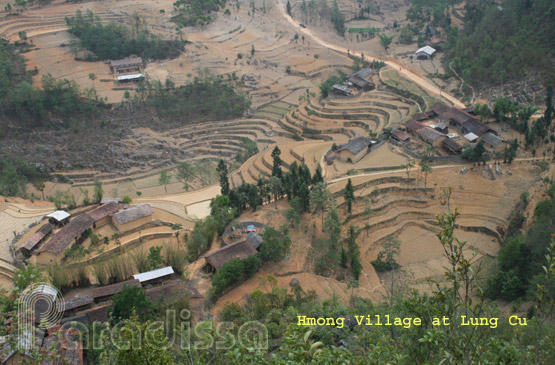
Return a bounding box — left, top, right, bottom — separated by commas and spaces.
327, 163, 539, 293
0, 201, 54, 288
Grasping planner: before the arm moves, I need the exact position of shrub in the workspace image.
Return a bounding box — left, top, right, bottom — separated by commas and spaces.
210, 255, 261, 300
122, 195, 132, 203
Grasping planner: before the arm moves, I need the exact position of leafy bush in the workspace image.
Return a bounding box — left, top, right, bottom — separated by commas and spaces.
210, 255, 261, 300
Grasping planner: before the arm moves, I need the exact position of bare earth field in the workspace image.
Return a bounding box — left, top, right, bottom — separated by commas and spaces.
2, 0, 553, 321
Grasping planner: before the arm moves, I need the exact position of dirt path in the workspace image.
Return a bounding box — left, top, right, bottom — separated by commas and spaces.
276, 0, 465, 109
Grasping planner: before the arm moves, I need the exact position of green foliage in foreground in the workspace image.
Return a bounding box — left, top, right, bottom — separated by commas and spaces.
66, 10, 182, 60
487, 184, 555, 301
85, 211, 555, 364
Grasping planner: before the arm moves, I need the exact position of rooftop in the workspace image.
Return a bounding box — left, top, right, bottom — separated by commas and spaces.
462, 118, 490, 136
34, 214, 94, 255
21, 223, 54, 252
332, 84, 352, 94
337, 137, 376, 155
117, 74, 145, 81
352, 68, 374, 78
405, 120, 425, 133
110, 56, 143, 68
418, 127, 444, 142
481, 132, 504, 147
145, 280, 203, 301
92, 279, 141, 299
133, 266, 175, 283
112, 204, 154, 225
464, 132, 479, 142
391, 129, 410, 142
87, 202, 120, 222
201, 240, 258, 271
246, 232, 264, 249
416, 45, 436, 56
443, 138, 462, 153
46, 210, 70, 222
63, 295, 93, 311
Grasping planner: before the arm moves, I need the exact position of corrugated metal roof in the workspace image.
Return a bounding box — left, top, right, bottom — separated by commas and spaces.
117, 74, 144, 81
133, 266, 174, 283
46, 210, 70, 222
416, 45, 436, 56
464, 132, 479, 142
481, 132, 503, 147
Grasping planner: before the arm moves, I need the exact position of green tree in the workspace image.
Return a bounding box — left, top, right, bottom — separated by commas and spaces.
217, 159, 230, 196
147, 246, 163, 269
158, 169, 171, 194
330, 1, 345, 36
31, 178, 46, 200
271, 146, 282, 178
93, 178, 103, 203
109, 285, 152, 322
176, 161, 195, 190
260, 227, 291, 262
421, 161, 433, 190
309, 182, 334, 229
379, 33, 394, 52
286, 0, 292, 15
104, 313, 173, 364
12, 264, 44, 291
251, 44, 255, 56
343, 178, 355, 213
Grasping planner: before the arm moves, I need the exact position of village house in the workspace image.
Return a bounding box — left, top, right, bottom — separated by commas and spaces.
415, 45, 436, 60
31, 204, 120, 265
92, 279, 141, 304
145, 279, 204, 309
20, 223, 54, 256
347, 68, 375, 91
133, 266, 175, 286
109, 56, 144, 75
331, 84, 352, 96
481, 132, 505, 151
111, 203, 154, 233
390, 129, 410, 143
335, 137, 377, 163
46, 210, 70, 226
443, 138, 463, 155
201, 239, 258, 272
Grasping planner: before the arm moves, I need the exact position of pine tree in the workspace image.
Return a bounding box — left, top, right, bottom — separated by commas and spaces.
343, 178, 355, 213
286, 0, 292, 15
217, 159, 230, 196
271, 146, 283, 178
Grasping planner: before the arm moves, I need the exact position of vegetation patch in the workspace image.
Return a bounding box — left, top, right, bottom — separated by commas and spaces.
66, 10, 183, 61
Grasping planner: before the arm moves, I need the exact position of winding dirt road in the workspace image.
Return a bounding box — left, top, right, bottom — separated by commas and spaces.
276, 0, 465, 109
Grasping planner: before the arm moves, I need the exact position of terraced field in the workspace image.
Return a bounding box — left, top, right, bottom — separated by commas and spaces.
327, 164, 538, 292
0, 202, 54, 288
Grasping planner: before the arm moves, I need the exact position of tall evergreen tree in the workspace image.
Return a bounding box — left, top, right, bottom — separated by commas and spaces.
217, 159, 230, 196
312, 168, 324, 184
271, 146, 283, 178
343, 178, 355, 213
286, 0, 292, 16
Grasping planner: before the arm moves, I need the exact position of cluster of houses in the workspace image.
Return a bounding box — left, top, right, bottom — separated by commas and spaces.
331, 68, 376, 96
2, 266, 203, 364
109, 56, 145, 83
391, 102, 504, 155
20, 200, 157, 265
